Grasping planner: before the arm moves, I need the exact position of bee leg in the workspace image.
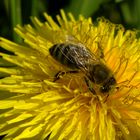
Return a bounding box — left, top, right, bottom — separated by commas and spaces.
84, 77, 96, 94
104, 94, 109, 102
53, 70, 78, 82
53, 71, 65, 82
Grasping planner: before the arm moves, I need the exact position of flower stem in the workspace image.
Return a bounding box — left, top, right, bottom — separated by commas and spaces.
10, 0, 22, 43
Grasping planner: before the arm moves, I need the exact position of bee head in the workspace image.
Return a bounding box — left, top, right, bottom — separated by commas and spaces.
88, 64, 116, 93
100, 76, 116, 93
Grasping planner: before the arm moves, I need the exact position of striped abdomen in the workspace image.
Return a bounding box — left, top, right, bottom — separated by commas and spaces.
49, 43, 79, 69
49, 43, 92, 69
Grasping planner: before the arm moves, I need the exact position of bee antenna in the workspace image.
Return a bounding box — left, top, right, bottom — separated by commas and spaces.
115, 85, 137, 91
117, 80, 130, 85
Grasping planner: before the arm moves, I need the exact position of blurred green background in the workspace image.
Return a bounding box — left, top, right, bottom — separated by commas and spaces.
0, 0, 140, 43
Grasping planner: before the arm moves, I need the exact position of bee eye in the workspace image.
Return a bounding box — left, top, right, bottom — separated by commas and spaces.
100, 86, 110, 93
109, 77, 116, 85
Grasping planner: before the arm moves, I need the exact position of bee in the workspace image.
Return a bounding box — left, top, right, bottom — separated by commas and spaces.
49, 43, 116, 94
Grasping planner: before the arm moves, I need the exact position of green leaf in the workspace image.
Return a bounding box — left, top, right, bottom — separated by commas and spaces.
120, 2, 133, 24
65, 0, 104, 18
133, 0, 140, 29
120, 0, 140, 29
9, 0, 22, 43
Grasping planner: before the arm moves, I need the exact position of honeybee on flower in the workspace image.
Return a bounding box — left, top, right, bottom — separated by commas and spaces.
49, 40, 116, 95
0, 10, 140, 140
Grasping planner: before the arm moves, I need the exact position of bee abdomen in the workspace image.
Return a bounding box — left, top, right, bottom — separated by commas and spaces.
49, 43, 78, 68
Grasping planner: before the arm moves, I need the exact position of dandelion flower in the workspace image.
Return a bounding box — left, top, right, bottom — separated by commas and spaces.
0, 10, 140, 140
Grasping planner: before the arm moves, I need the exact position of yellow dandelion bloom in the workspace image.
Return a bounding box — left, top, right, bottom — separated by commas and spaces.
0, 10, 140, 140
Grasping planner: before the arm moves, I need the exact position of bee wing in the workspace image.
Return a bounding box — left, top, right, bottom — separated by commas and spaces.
59, 44, 99, 71
72, 46, 99, 72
